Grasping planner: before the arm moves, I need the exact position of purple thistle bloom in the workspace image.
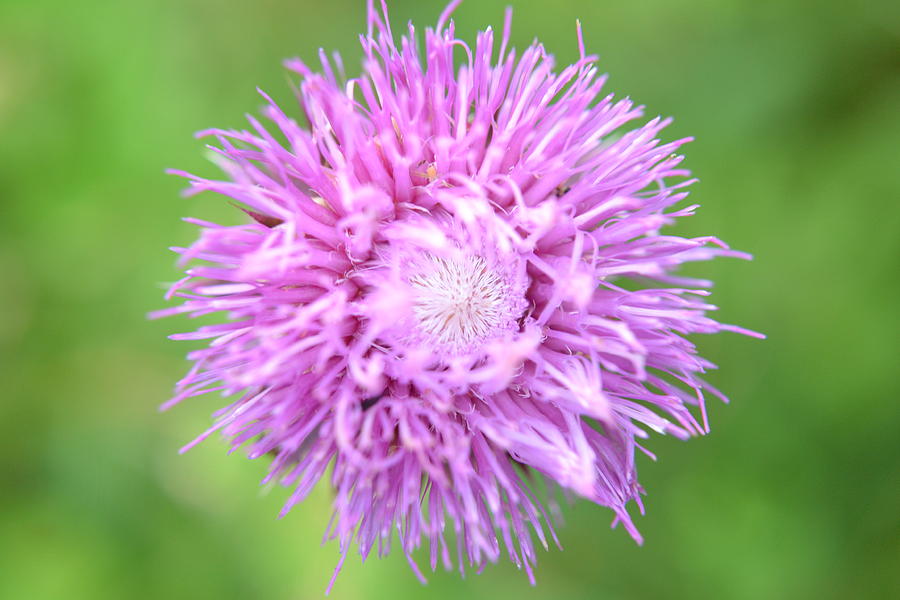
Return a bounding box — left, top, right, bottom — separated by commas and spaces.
156, 0, 762, 590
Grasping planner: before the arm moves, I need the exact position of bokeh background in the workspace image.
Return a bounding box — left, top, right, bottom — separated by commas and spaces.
1, 0, 897, 598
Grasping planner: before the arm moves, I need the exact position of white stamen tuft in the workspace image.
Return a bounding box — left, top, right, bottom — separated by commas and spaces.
408, 254, 512, 350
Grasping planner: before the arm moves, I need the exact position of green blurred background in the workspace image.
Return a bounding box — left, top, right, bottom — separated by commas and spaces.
1, 0, 897, 598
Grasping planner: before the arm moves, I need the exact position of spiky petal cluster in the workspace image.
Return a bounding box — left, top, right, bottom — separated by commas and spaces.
156, 0, 761, 589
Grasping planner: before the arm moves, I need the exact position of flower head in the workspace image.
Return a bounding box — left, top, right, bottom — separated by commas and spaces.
156, 0, 762, 590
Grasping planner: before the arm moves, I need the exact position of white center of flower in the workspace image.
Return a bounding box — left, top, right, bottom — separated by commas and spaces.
407, 254, 512, 350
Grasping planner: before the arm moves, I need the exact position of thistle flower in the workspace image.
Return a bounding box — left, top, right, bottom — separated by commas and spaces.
156, 0, 762, 589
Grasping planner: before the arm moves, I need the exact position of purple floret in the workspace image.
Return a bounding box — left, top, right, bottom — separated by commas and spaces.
155, 0, 762, 590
